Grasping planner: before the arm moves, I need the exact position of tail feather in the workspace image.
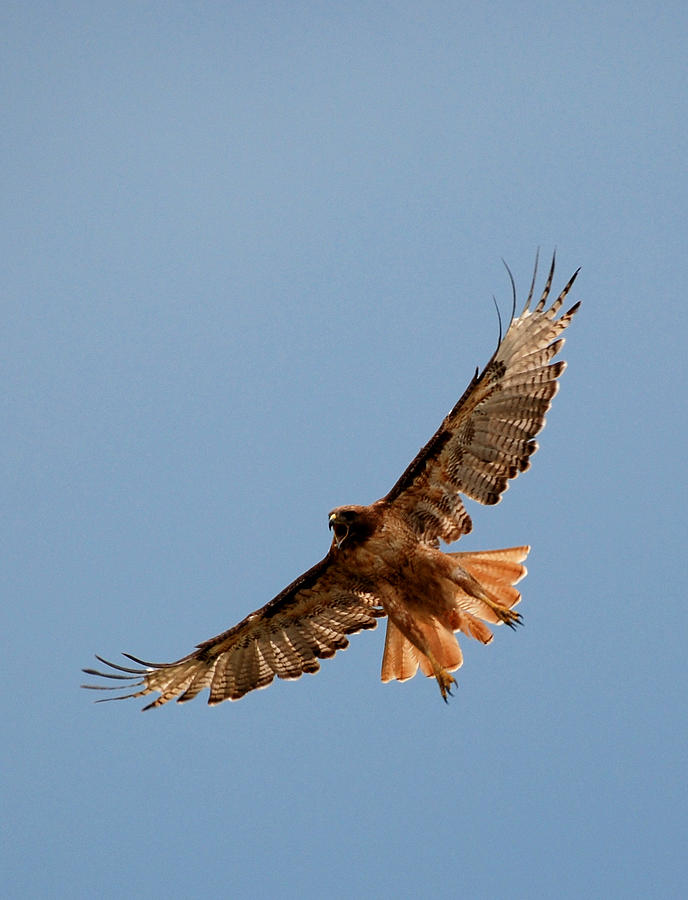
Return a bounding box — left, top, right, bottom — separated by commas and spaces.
381, 619, 420, 683
448, 610, 494, 644
449, 546, 529, 601
422, 617, 463, 672
449, 546, 529, 623
380, 546, 530, 685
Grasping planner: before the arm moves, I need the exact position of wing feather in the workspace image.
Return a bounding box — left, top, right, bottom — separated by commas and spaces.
385, 254, 579, 545
82, 554, 384, 708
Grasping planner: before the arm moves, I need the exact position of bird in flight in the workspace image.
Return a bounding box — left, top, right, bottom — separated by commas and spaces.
83, 254, 579, 709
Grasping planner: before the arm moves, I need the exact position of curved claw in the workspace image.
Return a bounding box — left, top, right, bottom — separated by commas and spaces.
500, 608, 523, 630
436, 669, 457, 703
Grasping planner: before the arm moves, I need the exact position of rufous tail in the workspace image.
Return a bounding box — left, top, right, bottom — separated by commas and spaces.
380, 546, 529, 685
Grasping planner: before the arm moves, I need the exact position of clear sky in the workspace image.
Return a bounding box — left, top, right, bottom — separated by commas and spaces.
4, 2, 687, 898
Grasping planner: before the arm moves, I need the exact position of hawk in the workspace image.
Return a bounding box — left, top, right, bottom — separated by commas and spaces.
83, 255, 579, 708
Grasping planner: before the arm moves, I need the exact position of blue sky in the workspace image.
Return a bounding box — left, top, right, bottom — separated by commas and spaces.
4, 2, 687, 897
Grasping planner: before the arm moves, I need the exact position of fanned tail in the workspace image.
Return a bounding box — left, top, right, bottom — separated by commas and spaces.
380, 545, 529, 685
449, 545, 529, 633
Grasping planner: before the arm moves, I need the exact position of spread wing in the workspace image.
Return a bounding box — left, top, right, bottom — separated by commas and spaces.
385, 254, 580, 545
82, 555, 383, 709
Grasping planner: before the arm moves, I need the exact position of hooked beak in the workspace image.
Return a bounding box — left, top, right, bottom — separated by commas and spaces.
328, 513, 347, 549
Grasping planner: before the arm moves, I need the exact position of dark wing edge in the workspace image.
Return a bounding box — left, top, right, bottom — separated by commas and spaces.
385, 253, 580, 545
82, 554, 384, 710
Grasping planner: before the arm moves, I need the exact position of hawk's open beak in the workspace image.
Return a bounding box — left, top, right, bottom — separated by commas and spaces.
328, 513, 347, 548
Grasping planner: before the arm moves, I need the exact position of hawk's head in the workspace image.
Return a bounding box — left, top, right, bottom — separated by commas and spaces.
328, 505, 376, 549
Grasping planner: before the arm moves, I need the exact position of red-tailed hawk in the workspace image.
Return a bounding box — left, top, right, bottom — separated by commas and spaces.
83, 255, 579, 709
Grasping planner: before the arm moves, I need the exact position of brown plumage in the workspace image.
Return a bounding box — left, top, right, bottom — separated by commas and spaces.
83, 254, 579, 708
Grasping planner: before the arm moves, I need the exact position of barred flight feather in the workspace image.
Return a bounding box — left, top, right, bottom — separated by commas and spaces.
385, 254, 579, 542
